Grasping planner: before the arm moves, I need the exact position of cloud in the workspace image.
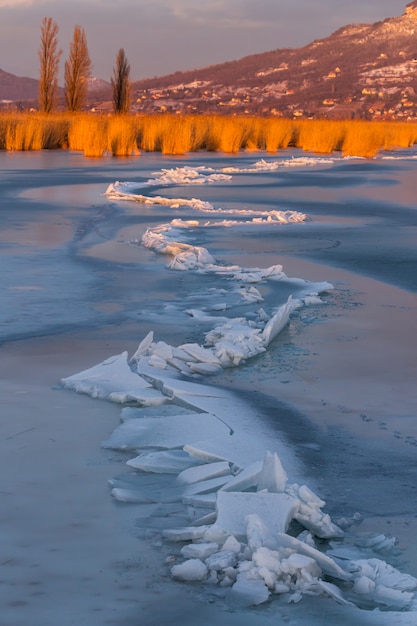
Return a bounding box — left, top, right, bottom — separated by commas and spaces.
0, 0, 31, 5
0, 0, 409, 81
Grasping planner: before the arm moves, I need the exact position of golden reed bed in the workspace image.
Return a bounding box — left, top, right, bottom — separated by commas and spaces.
1, 113, 417, 158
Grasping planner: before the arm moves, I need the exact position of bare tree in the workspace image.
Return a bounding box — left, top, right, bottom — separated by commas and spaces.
64, 26, 91, 112
38, 17, 62, 113
111, 48, 131, 114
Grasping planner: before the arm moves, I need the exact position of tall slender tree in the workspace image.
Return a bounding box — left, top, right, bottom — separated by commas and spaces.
111, 48, 131, 114
38, 17, 62, 113
64, 26, 91, 112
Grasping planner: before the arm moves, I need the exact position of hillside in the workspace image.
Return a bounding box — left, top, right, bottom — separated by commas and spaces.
130, 0, 417, 120
0, 68, 39, 106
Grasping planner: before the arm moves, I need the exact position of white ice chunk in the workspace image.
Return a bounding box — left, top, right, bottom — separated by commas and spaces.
222, 535, 242, 554
136, 362, 230, 400
252, 545, 283, 575
355, 533, 397, 554
110, 487, 156, 504
275, 533, 352, 581
316, 580, 353, 605
162, 526, 211, 542
181, 543, 219, 560
188, 362, 223, 376
185, 431, 275, 468
179, 343, 222, 366
171, 559, 208, 581
373, 585, 414, 609
257, 451, 287, 493
220, 461, 263, 492
297, 484, 325, 507
182, 475, 232, 495
258, 566, 276, 590
61, 352, 151, 401
182, 493, 217, 509
349, 559, 417, 593
107, 387, 169, 406
176, 461, 231, 485
214, 492, 299, 541
184, 440, 234, 464
286, 552, 322, 579
246, 515, 272, 553
228, 579, 270, 607
167, 244, 216, 270
151, 341, 175, 361
127, 450, 201, 474
205, 550, 238, 571
129, 331, 154, 363
192, 511, 217, 526
352, 575, 376, 597
101, 413, 230, 451
147, 354, 168, 369
203, 526, 230, 545
288, 483, 344, 539
294, 504, 344, 539
262, 296, 300, 346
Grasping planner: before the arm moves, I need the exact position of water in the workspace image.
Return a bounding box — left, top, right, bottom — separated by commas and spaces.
1, 148, 416, 625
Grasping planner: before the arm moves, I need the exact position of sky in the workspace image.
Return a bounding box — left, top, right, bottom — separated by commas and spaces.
0, 0, 411, 83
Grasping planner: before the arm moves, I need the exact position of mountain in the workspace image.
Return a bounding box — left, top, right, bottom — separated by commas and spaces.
0, 71, 111, 110
130, 0, 417, 120
0, 68, 39, 105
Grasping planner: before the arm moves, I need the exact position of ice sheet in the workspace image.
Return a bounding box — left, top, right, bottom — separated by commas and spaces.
101, 413, 230, 450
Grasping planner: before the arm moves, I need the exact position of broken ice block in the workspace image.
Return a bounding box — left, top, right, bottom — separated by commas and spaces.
181, 543, 219, 560
61, 351, 151, 401
127, 450, 201, 474
214, 491, 299, 540
102, 413, 230, 451
257, 451, 287, 493
275, 533, 352, 581
176, 461, 231, 485
228, 578, 270, 607
171, 559, 208, 581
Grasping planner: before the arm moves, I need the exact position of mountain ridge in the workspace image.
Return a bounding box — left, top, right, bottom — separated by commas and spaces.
128, 0, 417, 119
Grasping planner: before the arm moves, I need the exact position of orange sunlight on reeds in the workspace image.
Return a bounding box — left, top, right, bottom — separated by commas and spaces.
1, 112, 417, 159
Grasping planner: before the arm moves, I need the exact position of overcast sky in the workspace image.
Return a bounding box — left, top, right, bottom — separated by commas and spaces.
0, 0, 410, 82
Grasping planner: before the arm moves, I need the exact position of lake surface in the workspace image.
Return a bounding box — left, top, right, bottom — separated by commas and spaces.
0, 148, 416, 625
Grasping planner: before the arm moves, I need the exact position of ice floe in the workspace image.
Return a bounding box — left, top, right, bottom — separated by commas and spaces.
106, 182, 306, 224
105, 157, 338, 202
220, 156, 337, 173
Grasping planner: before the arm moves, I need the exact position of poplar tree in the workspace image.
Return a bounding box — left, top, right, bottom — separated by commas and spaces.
111, 48, 131, 114
38, 17, 62, 113
64, 26, 91, 112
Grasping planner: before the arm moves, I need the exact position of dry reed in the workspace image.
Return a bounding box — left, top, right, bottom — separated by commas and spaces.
1, 112, 417, 159
107, 115, 139, 156
296, 120, 347, 154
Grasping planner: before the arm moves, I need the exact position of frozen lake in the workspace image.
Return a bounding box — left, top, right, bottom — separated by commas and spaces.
0, 148, 416, 625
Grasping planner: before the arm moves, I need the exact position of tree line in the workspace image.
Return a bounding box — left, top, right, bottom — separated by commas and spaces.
38, 17, 130, 114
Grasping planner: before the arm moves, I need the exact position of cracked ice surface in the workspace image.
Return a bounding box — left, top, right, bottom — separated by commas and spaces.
61, 159, 417, 619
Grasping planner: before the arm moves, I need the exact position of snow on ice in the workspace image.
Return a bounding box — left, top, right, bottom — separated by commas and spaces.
62, 160, 417, 617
